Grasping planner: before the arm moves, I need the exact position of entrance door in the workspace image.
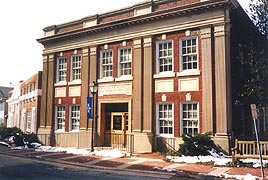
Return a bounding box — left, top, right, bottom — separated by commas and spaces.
111, 112, 128, 147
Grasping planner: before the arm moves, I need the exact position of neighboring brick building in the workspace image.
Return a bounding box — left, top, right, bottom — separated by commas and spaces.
18, 72, 42, 134
37, 0, 265, 153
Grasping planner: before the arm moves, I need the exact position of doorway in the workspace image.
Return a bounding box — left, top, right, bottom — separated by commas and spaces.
111, 112, 128, 147
100, 103, 130, 148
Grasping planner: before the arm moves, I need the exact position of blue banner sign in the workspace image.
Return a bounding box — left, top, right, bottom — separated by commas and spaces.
87, 97, 93, 119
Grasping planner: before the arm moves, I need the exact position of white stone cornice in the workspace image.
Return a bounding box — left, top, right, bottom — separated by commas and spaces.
214, 23, 231, 37
42, 16, 225, 54
133, 39, 142, 49
48, 54, 54, 62
143, 37, 152, 48
200, 26, 212, 39
82, 47, 89, 55
90, 47, 97, 55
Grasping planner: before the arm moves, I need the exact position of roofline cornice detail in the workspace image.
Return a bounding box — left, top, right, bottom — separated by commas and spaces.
37, 0, 235, 45
42, 16, 225, 54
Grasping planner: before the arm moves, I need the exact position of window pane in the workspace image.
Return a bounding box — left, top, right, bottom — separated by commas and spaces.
158, 41, 173, 73
70, 105, 80, 130
119, 48, 132, 76
182, 103, 199, 135
57, 57, 67, 82
101, 51, 113, 78
71, 55, 81, 81
56, 106, 65, 130
158, 103, 173, 135
181, 38, 198, 71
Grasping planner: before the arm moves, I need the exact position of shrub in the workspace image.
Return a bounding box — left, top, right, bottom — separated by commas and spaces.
0, 127, 40, 147
178, 132, 220, 156
0, 127, 23, 140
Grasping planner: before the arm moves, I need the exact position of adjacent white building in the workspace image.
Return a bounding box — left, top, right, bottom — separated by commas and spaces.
7, 83, 21, 128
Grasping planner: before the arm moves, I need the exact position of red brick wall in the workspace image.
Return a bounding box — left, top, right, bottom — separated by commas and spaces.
55, 49, 82, 82
54, 0, 201, 35
153, 30, 203, 137
57, 23, 83, 34
54, 49, 82, 132
100, 11, 134, 24
155, 0, 200, 12
98, 40, 134, 80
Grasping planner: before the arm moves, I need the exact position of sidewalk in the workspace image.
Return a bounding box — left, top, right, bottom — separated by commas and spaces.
1, 146, 267, 179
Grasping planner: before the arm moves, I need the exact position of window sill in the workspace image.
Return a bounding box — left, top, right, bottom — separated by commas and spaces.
158, 134, 174, 138
54, 81, 67, 86
55, 130, 65, 133
153, 72, 176, 79
68, 80, 81, 85
69, 130, 79, 133
115, 76, 133, 82
97, 77, 114, 83
177, 70, 200, 77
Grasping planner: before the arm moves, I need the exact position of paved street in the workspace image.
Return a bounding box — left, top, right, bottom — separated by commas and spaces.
1, 144, 264, 179
0, 152, 172, 180
0, 145, 181, 180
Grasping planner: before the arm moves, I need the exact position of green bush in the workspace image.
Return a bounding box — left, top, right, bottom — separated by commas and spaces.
0, 127, 23, 140
24, 133, 40, 144
178, 132, 220, 156
0, 127, 40, 147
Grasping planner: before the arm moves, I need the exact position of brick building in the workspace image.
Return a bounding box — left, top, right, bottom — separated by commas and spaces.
18, 72, 42, 134
37, 0, 265, 153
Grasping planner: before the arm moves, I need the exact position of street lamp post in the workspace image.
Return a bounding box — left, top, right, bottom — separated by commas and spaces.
89, 81, 98, 152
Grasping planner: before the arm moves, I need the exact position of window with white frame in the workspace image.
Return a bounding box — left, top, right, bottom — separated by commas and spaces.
157, 103, 174, 137
70, 105, 80, 131
31, 108, 36, 132
119, 47, 132, 76
181, 102, 199, 135
56, 57, 67, 82
71, 55, 81, 81
100, 50, 113, 78
26, 110, 31, 132
156, 41, 173, 73
180, 37, 198, 71
55, 106, 65, 131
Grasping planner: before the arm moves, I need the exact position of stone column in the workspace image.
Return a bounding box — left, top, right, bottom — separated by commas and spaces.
46, 54, 55, 128
200, 26, 214, 133
89, 47, 97, 84
38, 54, 54, 135
80, 47, 90, 130
213, 22, 232, 151
89, 47, 97, 130
39, 54, 48, 129
142, 37, 153, 133
133, 39, 143, 132
133, 37, 153, 153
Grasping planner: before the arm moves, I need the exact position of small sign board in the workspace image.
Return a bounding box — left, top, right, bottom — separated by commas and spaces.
87, 97, 93, 119
250, 104, 258, 120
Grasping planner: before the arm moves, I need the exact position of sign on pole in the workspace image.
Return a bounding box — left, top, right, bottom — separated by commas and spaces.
250, 104, 264, 178
87, 97, 93, 119
250, 104, 258, 120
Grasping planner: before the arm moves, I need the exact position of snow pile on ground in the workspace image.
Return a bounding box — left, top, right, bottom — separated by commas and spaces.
92, 149, 125, 158
222, 173, 261, 180
35, 146, 91, 155
167, 155, 232, 166
34, 145, 125, 158
0, 141, 10, 147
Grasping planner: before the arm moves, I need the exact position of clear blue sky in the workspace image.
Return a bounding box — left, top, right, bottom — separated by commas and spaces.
0, 0, 250, 87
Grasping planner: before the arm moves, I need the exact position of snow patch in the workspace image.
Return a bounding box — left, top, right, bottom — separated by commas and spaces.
222, 173, 261, 180
0, 141, 10, 147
